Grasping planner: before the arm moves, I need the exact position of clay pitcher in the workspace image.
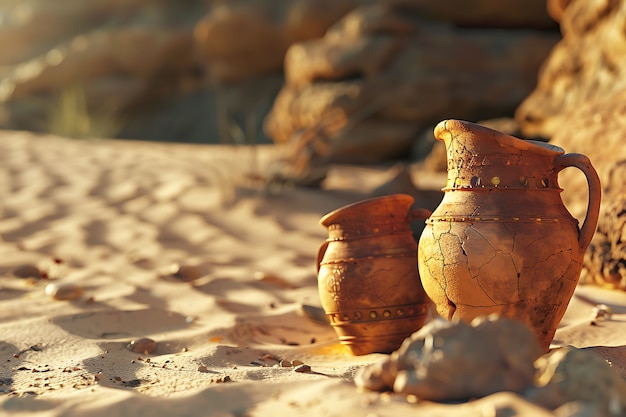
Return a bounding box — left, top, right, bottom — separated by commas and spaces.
317, 194, 432, 355
418, 119, 601, 351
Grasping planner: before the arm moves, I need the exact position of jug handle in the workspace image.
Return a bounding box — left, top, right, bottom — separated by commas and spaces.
316, 241, 329, 274
555, 153, 602, 250
408, 208, 433, 222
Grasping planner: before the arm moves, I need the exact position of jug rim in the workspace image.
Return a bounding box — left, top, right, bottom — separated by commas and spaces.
320, 194, 414, 227
435, 119, 565, 157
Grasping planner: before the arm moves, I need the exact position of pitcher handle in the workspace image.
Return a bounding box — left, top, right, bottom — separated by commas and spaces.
408, 208, 433, 222
316, 241, 329, 274
555, 153, 602, 250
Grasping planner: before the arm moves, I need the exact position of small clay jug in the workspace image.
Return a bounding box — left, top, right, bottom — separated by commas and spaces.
317, 194, 432, 355
418, 119, 601, 351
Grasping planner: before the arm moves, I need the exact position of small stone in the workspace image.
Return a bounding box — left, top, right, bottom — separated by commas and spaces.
294, 364, 311, 373
279, 360, 292, 367
45, 283, 84, 301
126, 338, 157, 355
591, 304, 612, 321
13, 265, 42, 279
197, 365, 209, 373
215, 375, 231, 383
171, 264, 200, 282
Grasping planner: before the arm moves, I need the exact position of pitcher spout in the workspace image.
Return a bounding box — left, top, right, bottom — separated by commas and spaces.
433, 119, 566, 191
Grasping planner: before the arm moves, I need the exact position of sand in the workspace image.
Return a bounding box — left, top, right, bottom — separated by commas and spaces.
1, 130, 625, 416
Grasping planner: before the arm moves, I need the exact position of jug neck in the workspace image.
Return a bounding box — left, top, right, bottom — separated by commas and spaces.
435, 120, 565, 191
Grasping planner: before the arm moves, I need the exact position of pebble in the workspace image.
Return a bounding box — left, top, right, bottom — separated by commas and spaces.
294, 364, 311, 373
591, 304, 612, 321
13, 265, 42, 279
126, 338, 157, 355
44, 282, 84, 301
279, 360, 292, 367
171, 264, 200, 282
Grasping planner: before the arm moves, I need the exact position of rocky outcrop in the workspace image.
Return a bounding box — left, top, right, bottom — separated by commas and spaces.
0, 0, 161, 67
389, 0, 557, 29
0, 0, 558, 145
264, 2, 558, 184
194, 0, 361, 84
0, 0, 362, 141
0, 0, 207, 139
516, 0, 626, 139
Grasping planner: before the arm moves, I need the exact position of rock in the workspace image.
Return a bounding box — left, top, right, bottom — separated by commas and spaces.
546, 0, 573, 23
127, 338, 157, 355
12, 264, 42, 279
516, 0, 626, 139
0, 27, 197, 105
0, 1, 206, 140
193, 0, 359, 84
265, 2, 558, 184
389, 0, 557, 29
354, 315, 542, 401
0, 0, 155, 66
526, 347, 626, 416
293, 364, 311, 373
582, 194, 626, 290
44, 282, 84, 301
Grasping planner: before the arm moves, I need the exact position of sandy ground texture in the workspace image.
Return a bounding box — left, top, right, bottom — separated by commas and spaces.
1, 130, 626, 416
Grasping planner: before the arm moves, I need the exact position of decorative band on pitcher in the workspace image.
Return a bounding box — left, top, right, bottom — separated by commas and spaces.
326, 302, 428, 325
427, 215, 566, 223
444, 174, 561, 190
326, 223, 411, 240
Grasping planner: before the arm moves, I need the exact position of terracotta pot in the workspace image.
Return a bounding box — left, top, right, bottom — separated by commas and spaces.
418, 119, 601, 351
317, 194, 432, 355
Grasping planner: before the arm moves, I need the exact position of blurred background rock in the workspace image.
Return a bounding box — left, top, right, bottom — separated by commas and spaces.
0, 0, 556, 148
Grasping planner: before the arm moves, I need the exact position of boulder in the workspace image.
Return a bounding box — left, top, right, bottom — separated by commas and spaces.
546, 0, 573, 22
516, 0, 626, 139
0, 0, 156, 66
527, 347, 626, 416
265, 2, 558, 183
0, 26, 199, 137
355, 315, 543, 401
0, 0, 209, 139
193, 0, 360, 84
356, 317, 626, 415
388, 0, 557, 29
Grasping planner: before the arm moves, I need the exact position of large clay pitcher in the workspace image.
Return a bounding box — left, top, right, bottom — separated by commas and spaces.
418, 119, 601, 351
317, 194, 432, 355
